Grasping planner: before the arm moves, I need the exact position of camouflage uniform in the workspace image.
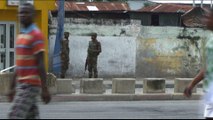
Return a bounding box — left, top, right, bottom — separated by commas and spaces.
87, 36, 101, 78
60, 34, 70, 78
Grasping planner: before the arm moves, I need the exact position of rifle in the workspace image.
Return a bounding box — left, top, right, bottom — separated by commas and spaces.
84, 57, 88, 74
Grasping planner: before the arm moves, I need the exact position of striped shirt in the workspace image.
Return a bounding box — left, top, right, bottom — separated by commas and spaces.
15, 24, 45, 86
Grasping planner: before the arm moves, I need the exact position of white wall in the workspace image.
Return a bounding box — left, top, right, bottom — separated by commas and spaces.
49, 18, 140, 78
49, 36, 136, 78
136, 26, 210, 78
49, 17, 211, 78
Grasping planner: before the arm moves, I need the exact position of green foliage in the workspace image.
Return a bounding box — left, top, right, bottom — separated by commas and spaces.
144, 2, 153, 7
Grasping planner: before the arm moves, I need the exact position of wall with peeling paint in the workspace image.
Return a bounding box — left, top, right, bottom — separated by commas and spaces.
49, 17, 211, 78
136, 26, 210, 78
49, 18, 141, 78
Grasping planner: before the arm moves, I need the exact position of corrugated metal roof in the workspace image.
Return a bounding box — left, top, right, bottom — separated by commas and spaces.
139, 4, 193, 13
55, 2, 130, 11
181, 7, 208, 27
149, 0, 212, 4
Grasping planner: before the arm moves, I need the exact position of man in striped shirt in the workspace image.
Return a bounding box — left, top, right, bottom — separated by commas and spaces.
7, 3, 51, 119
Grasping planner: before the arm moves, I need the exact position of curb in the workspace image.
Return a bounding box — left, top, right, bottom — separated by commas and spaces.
0, 94, 203, 102
104, 84, 202, 89
51, 94, 203, 102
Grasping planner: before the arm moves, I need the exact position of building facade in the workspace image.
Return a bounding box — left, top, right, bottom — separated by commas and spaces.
0, 0, 56, 71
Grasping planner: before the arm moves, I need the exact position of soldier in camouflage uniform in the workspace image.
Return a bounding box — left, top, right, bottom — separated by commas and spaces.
86, 33, 102, 78
60, 32, 70, 78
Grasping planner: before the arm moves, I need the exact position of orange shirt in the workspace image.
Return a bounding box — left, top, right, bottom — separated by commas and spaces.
15, 24, 45, 86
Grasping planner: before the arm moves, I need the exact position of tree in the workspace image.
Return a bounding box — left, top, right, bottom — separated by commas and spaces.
144, 2, 153, 7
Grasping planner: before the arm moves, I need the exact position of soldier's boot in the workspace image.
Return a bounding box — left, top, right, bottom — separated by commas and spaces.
61, 67, 66, 78
94, 68, 98, 78
60, 73, 65, 78
89, 72, 93, 78
94, 72, 98, 78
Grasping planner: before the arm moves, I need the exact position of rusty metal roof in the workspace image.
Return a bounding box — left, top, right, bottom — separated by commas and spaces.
55, 2, 130, 11
181, 7, 208, 27
139, 4, 193, 13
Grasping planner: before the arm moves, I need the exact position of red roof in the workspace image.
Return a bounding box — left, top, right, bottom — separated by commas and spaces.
181, 7, 209, 27
55, 2, 130, 11
139, 4, 193, 13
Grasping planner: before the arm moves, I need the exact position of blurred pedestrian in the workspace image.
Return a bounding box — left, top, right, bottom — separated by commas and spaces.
184, 8, 213, 119
7, 3, 51, 119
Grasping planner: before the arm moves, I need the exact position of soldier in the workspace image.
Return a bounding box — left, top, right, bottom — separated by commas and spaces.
86, 33, 102, 78
60, 32, 70, 78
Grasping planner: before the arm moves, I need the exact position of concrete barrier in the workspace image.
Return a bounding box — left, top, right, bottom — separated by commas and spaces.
143, 78, 166, 93
46, 73, 57, 95
80, 78, 105, 94
174, 78, 196, 93
57, 79, 74, 94
112, 78, 136, 94
0, 72, 57, 95
0, 72, 14, 95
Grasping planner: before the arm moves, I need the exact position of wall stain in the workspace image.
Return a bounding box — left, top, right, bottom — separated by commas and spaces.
175, 28, 202, 76
137, 27, 205, 78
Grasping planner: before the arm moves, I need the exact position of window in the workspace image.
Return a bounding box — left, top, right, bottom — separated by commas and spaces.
7, 0, 34, 6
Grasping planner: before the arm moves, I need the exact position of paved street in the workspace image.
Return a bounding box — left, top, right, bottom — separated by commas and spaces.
0, 100, 204, 119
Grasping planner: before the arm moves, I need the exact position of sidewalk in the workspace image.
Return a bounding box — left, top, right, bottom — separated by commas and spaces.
0, 79, 204, 102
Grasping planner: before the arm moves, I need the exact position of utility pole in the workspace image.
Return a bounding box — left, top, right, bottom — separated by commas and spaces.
193, 0, 195, 7
200, 0, 203, 8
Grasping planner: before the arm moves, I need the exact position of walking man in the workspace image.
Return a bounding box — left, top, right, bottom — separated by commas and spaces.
7, 3, 51, 119
86, 33, 102, 78
184, 9, 213, 119
60, 32, 70, 78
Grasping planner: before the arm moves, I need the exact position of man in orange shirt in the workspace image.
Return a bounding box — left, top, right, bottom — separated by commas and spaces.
7, 3, 51, 119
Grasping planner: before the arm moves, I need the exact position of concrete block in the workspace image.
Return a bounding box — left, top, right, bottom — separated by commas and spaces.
143, 78, 165, 93
174, 78, 196, 93
80, 78, 105, 94
46, 73, 57, 95
0, 72, 14, 95
57, 79, 74, 94
112, 78, 135, 94
0, 72, 57, 95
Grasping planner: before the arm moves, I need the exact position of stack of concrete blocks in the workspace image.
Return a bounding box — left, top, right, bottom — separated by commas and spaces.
57, 79, 74, 94
174, 78, 196, 93
143, 78, 166, 93
0, 72, 14, 95
46, 73, 57, 95
80, 78, 105, 94
112, 78, 136, 94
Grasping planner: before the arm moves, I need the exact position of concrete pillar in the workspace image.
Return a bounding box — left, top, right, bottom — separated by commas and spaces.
112, 78, 135, 94
57, 79, 74, 94
80, 78, 105, 94
0, 73, 14, 95
46, 73, 57, 95
174, 78, 196, 93
143, 78, 166, 93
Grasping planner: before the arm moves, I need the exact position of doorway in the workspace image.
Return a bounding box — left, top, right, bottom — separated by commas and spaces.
0, 22, 16, 71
